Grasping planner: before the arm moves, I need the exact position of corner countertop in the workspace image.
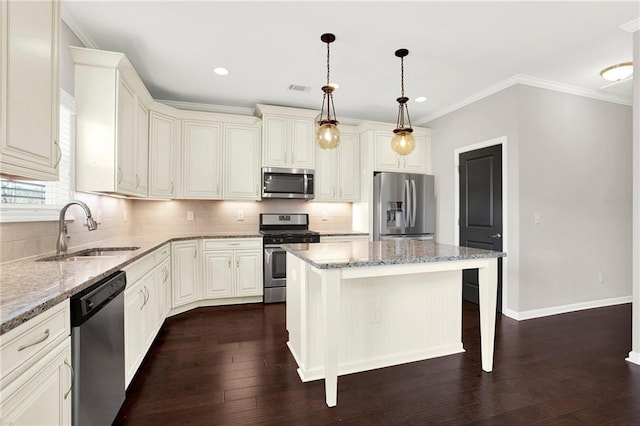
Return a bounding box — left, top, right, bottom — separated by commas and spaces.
312, 230, 369, 237
283, 239, 506, 270
0, 232, 261, 335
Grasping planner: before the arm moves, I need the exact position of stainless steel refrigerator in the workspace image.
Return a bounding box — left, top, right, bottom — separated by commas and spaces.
373, 172, 435, 241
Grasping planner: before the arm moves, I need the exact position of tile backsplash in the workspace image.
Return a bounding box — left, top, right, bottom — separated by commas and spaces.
0, 196, 352, 263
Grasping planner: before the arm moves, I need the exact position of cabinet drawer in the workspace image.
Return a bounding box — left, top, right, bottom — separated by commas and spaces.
202, 238, 262, 250
124, 244, 170, 284
0, 300, 70, 385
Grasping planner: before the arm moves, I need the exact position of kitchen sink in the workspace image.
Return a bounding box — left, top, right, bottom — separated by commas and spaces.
37, 246, 141, 262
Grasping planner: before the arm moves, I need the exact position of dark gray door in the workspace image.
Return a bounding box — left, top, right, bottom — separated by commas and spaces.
459, 144, 503, 312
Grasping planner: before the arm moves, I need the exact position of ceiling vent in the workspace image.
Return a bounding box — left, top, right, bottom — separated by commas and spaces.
288, 84, 312, 93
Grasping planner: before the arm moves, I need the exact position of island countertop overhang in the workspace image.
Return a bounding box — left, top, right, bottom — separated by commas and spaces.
283, 240, 506, 270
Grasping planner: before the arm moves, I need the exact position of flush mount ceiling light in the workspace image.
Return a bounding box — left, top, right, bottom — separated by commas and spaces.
391, 49, 415, 156
213, 67, 229, 76
600, 62, 633, 82
316, 33, 340, 150
415, 96, 427, 103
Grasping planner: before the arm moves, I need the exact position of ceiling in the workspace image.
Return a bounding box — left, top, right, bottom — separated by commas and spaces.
63, 1, 638, 125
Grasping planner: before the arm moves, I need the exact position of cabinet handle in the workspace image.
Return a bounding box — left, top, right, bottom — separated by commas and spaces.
216, 183, 220, 195
291, 151, 295, 164
193, 247, 197, 258
396, 158, 400, 168
118, 167, 124, 184
170, 182, 174, 194
236, 259, 240, 268
227, 243, 240, 246
255, 184, 259, 196
54, 140, 62, 167
63, 360, 75, 400
404, 158, 407, 168
227, 259, 231, 269
284, 151, 287, 163
18, 329, 50, 351
139, 289, 144, 309
136, 175, 140, 188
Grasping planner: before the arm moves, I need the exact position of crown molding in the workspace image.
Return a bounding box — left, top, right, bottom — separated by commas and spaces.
61, 3, 100, 49
621, 18, 640, 33
158, 100, 256, 116
415, 74, 632, 125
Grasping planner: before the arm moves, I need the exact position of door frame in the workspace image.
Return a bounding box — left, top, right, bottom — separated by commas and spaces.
454, 136, 509, 314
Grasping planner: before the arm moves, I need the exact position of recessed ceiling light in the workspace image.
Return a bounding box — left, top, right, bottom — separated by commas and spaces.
213, 67, 229, 76
600, 62, 633, 82
415, 96, 427, 103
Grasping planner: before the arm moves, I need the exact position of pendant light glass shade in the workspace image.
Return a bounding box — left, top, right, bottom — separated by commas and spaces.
392, 49, 415, 156
391, 130, 415, 155
317, 122, 341, 149
317, 33, 340, 150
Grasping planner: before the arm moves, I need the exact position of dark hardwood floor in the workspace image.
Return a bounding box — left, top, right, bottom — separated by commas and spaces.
114, 302, 640, 425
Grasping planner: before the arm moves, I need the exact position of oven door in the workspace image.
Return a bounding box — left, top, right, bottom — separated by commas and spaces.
264, 245, 287, 288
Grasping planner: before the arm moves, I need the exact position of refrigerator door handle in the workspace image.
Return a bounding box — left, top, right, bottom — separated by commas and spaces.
411, 179, 417, 226
404, 180, 411, 227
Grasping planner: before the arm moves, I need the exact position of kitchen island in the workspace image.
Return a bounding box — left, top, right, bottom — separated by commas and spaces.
284, 239, 506, 407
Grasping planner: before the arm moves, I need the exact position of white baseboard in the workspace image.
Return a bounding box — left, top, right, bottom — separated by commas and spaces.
627, 351, 640, 366
506, 296, 632, 321
167, 296, 263, 317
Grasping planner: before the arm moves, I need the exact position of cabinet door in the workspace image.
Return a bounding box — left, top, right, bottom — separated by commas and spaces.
181, 121, 222, 199
290, 117, 315, 168
116, 77, 137, 194
0, 341, 71, 426
403, 133, 429, 173
149, 111, 177, 198
338, 133, 360, 201
142, 275, 158, 352
171, 241, 200, 307
134, 100, 149, 196
262, 114, 289, 167
157, 259, 172, 320
234, 250, 263, 297
202, 251, 233, 299
373, 131, 401, 172
314, 146, 337, 201
124, 281, 145, 386
0, 0, 60, 180
223, 124, 260, 200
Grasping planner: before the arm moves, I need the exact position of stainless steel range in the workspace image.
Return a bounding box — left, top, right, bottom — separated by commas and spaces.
260, 213, 320, 303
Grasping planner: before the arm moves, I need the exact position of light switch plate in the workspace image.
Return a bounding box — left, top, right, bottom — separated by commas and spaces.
187, 211, 195, 221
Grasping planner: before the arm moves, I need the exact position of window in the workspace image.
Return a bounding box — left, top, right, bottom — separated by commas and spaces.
0, 90, 75, 222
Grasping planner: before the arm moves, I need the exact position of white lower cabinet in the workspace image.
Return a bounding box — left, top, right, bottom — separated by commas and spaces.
0, 301, 71, 426
174, 238, 263, 309
171, 240, 200, 308
123, 244, 171, 388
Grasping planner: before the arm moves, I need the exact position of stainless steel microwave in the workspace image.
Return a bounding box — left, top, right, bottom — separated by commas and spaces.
262, 167, 314, 200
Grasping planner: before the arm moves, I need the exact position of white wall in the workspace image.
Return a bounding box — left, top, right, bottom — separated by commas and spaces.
427, 84, 633, 317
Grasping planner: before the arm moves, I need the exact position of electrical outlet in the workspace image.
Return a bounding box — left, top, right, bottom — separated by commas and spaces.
96, 210, 103, 224
534, 211, 542, 224
123, 210, 127, 223
599, 272, 605, 284
187, 211, 195, 221
372, 308, 381, 324
321, 211, 328, 221
237, 210, 244, 221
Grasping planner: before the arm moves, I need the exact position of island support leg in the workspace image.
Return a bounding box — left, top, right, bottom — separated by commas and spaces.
478, 258, 498, 372
321, 269, 341, 407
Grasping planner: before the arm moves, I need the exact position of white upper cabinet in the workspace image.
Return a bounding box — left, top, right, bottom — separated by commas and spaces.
149, 106, 178, 198
0, 0, 60, 180
223, 123, 261, 200
181, 120, 222, 199
256, 104, 317, 169
315, 127, 360, 202
180, 110, 261, 200
71, 47, 152, 197
359, 123, 432, 174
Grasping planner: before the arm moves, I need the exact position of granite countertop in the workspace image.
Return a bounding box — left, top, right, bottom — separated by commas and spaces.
0, 232, 261, 335
283, 240, 506, 270
313, 230, 369, 237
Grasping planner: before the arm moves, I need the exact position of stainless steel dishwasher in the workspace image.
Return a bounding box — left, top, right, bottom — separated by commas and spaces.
70, 271, 126, 426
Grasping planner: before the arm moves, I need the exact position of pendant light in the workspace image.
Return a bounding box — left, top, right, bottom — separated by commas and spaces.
316, 33, 340, 150
391, 48, 415, 156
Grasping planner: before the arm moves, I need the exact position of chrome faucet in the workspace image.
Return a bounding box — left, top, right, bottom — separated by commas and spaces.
57, 200, 98, 255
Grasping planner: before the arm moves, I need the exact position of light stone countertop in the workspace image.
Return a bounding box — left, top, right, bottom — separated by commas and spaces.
313, 230, 369, 237
0, 232, 261, 335
283, 239, 506, 270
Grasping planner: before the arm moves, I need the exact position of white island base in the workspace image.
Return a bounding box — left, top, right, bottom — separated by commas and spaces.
285, 246, 500, 407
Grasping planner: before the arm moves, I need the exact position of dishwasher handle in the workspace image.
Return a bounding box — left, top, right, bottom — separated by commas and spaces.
70, 271, 127, 327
